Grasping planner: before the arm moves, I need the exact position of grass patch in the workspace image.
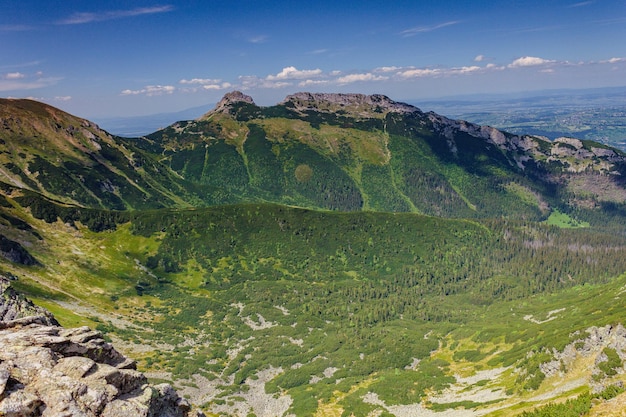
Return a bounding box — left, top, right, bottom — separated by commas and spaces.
545, 209, 590, 228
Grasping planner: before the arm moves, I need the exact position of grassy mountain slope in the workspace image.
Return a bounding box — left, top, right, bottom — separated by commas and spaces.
3, 93, 626, 220
142, 92, 626, 220
0, 98, 203, 209
2, 93, 626, 416
1, 189, 626, 416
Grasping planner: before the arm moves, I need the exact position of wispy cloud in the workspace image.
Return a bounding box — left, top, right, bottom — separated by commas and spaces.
201, 83, 233, 91
0, 61, 42, 71
375, 66, 402, 73
248, 35, 268, 44
600, 57, 626, 64
508, 56, 556, 68
124, 55, 626, 96
511, 25, 564, 34
120, 85, 175, 96
4, 72, 26, 80
58, 5, 174, 25
568, 1, 594, 7
401, 21, 460, 37
239, 75, 292, 89
179, 78, 232, 91
298, 79, 331, 87
180, 78, 222, 85
397, 68, 442, 78
336, 73, 388, 84
0, 72, 62, 92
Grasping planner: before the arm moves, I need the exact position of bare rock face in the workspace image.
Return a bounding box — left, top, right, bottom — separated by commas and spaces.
0, 277, 56, 326
538, 324, 626, 392
282, 92, 419, 116
0, 278, 202, 417
210, 91, 256, 114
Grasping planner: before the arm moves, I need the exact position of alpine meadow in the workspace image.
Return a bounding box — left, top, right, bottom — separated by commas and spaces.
3, 91, 626, 417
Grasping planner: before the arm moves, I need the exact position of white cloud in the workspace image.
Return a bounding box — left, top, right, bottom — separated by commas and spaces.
569, 1, 594, 7
298, 79, 330, 87
336, 73, 388, 84
58, 5, 174, 25
203, 82, 232, 90
0, 75, 62, 92
53, 96, 72, 101
508, 56, 555, 68
239, 75, 293, 90
395, 65, 483, 79
266, 66, 323, 80
401, 21, 460, 37
180, 78, 222, 85
120, 85, 175, 96
375, 66, 401, 73
397, 68, 441, 78
602, 57, 626, 64
248, 35, 268, 44
178, 78, 233, 92
115, 54, 625, 98
4, 72, 25, 80
449, 66, 482, 74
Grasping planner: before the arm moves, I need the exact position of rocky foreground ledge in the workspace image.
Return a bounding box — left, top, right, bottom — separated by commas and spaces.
0, 277, 202, 417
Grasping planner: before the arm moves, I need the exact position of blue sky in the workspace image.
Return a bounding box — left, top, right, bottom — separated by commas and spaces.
1, 0, 625, 118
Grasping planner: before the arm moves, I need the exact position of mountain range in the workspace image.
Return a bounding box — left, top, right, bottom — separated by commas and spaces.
1, 92, 626, 416
2, 91, 625, 217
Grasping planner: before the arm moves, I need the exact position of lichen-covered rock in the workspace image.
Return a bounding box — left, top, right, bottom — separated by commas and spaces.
0, 279, 202, 417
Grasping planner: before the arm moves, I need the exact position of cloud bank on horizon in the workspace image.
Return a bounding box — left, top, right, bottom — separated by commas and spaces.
1, 0, 625, 116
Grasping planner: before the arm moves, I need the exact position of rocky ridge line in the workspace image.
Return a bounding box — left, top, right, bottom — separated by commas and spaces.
207, 91, 626, 176
281, 92, 420, 115
0, 277, 202, 417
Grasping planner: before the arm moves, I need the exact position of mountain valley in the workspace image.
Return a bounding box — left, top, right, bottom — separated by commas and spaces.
2, 92, 626, 416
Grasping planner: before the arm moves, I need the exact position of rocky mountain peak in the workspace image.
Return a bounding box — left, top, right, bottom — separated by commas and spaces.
282, 92, 420, 117
209, 91, 256, 114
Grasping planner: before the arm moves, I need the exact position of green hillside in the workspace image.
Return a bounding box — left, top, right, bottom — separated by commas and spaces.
2, 93, 626, 416
137, 92, 626, 220
1, 189, 626, 416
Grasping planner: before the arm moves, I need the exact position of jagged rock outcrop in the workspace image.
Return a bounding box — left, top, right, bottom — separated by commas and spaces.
427, 110, 626, 175
0, 277, 56, 326
282, 92, 419, 116
539, 324, 626, 392
0, 278, 202, 417
209, 91, 256, 115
